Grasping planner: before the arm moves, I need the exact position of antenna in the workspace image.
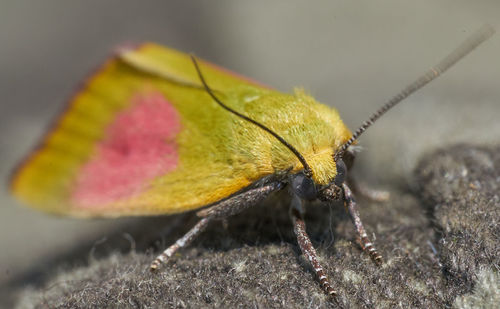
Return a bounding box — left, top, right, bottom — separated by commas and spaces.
191, 56, 314, 177
335, 24, 495, 160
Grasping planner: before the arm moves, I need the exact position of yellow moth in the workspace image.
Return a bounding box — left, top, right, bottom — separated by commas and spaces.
10, 25, 494, 296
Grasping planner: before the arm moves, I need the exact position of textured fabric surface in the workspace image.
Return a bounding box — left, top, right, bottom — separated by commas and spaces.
4, 144, 498, 308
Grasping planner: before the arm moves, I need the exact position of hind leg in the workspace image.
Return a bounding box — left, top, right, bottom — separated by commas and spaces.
150, 182, 282, 271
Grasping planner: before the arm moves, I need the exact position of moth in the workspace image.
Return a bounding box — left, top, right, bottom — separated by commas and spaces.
10, 25, 494, 296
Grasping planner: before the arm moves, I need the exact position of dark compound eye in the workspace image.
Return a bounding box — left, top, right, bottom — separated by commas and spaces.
291, 173, 317, 200
334, 159, 347, 186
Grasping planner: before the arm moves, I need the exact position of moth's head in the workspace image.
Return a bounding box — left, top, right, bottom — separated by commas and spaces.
291, 150, 355, 201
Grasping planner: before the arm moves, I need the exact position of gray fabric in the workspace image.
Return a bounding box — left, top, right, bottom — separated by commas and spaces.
6, 144, 499, 308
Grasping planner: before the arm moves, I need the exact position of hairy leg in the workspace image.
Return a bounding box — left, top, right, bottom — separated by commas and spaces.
197, 182, 283, 218
348, 177, 390, 202
150, 182, 282, 271
342, 183, 383, 264
150, 217, 210, 271
290, 195, 337, 296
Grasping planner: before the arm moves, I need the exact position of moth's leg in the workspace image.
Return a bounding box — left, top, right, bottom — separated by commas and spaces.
348, 177, 390, 202
196, 182, 283, 218
150, 182, 283, 271
150, 217, 210, 271
342, 183, 383, 264
290, 195, 337, 296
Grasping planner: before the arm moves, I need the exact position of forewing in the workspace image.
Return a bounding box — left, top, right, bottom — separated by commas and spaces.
10, 43, 269, 217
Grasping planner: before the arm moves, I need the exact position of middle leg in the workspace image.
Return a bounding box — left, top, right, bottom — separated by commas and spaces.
290, 195, 337, 296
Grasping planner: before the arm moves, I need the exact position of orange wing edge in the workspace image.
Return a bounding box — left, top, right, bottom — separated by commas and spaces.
8, 43, 150, 195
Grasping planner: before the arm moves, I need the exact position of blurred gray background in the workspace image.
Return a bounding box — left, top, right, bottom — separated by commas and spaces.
1, 0, 499, 289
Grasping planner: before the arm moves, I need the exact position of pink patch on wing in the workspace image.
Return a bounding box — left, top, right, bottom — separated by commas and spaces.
72, 91, 181, 208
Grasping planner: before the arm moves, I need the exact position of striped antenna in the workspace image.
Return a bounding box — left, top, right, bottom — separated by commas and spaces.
335, 24, 495, 160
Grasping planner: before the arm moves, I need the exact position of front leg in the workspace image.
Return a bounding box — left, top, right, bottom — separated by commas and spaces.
342, 183, 383, 264
348, 177, 390, 202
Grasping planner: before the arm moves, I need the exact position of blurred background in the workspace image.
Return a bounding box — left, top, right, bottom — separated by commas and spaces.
1, 0, 499, 294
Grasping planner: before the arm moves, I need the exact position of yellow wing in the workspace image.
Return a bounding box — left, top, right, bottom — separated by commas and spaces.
10, 43, 352, 217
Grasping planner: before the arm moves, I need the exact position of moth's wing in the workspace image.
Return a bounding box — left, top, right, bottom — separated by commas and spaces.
10, 43, 273, 217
